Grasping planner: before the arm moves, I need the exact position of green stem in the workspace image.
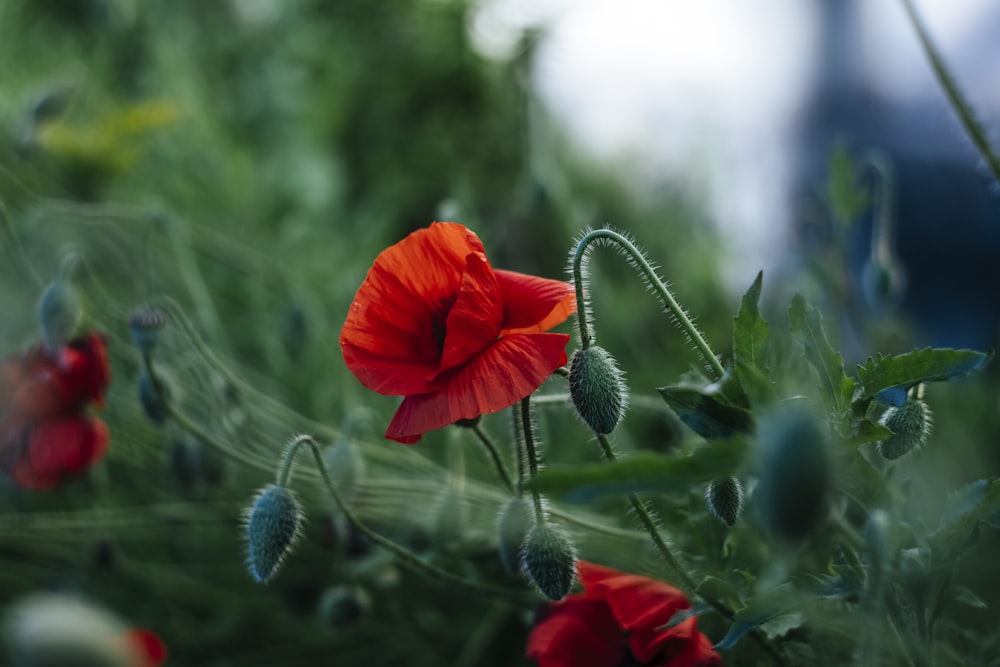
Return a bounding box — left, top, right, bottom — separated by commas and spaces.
471, 423, 515, 495
571, 229, 725, 378
282, 435, 533, 603
901, 0, 1000, 186
594, 434, 786, 666
519, 398, 546, 522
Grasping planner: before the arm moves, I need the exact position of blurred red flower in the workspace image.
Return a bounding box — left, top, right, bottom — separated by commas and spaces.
125, 627, 169, 667
341, 222, 576, 443
0, 333, 111, 490
526, 561, 723, 667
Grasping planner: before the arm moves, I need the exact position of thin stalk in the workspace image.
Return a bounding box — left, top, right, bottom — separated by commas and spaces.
901, 0, 1000, 186
571, 229, 725, 378
519, 397, 546, 522
471, 423, 515, 494
283, 435, 533, 603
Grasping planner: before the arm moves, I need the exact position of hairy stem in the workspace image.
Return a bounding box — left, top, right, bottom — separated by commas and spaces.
571, 228, 725, 378
471, 423, 515, 495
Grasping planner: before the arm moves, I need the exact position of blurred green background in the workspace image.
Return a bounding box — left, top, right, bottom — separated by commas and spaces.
1, 1, 999, 666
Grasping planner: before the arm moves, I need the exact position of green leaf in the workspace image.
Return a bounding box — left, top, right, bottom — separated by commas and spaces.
930, 479, 1000, 564
949, 585, 988, 610
856, 348, 992, 407
657, 386, 755, 439
826, 145, 869, 226
732, 271, 775, 406
848, 419, 892, 447
523, 440, 748, 503
714, 584, 797, 651
788, 295, 855, 416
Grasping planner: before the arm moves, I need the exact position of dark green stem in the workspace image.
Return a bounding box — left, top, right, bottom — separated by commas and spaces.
901, 0, 1000, 185
571, 229, 724, 378
519, 398, 546, 522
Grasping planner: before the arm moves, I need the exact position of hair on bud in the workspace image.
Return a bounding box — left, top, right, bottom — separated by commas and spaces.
520, 521, 577, 601
496, 497, 535, 575
569, 346, 628, 434
876, 393, 932, 460
128, 307, 168, 356
706, 476, 744, 526
244, 484, 304, 583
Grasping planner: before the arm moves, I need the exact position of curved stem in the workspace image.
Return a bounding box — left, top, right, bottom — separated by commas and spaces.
283, 435, 533, 603
901, 0, 1000, 186
470, 423, 515, 495
519, 398, 546, 523
571, 229, 725, 379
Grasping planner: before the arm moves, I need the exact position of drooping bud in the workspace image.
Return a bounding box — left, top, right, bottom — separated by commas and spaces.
520, 521, 577, 600
754, 407, 831, 542
244, 484, 304, 583
496, 497, 535, 575
128, 307, 168, 357
568, 346, 628, 434
38, 279, 81, 352
706, 476, 744, 526
317, 585, 372, 628
876, 394, 932, 461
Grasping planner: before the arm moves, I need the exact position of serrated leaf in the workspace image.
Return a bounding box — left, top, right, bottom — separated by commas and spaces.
856, 348, 992, 406
714, 584, 797, 651
657, 386, 754, 439
523, 440, 748, 503
731, 272, 775, 407
788, 295, 855, 416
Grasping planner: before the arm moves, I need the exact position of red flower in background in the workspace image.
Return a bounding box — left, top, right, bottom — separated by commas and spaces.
0, 333, 111, 490
527, 561, 723, 667
341, 222, 576, 443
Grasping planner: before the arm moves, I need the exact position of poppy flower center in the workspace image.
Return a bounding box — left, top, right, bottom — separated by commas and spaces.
432, 294, 458, 353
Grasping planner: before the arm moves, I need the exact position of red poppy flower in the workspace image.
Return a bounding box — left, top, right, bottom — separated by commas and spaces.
340, 222, 576, 443
1, 333, 111, 421
526, 561, 723, 667
1, 333, 112, 490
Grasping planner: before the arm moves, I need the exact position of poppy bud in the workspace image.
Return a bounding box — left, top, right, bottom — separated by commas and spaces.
128, 307, 167, 356
496, 497, 534, 575
244, 484, 304, 583
520, 521, 577, 601
754, 408, 831, 542
137, 372, 170, 425
568, 346, 628, 434
706, 476, 744, 526
876, 395, 932, 461
37, 278, 81, 352
317, 584, 372, 628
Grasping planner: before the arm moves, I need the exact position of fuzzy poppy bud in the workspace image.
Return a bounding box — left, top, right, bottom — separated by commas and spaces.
520, 521, 577, 601
569, 346, 628, 434
706, 476, 744, 526
754, 407, 831, 542
496, 497, 534, 575
244, 484, 304, 583
128, 307, 167, 356
876, 395, 932, 461
37, 279, 81, 352
137, 372, 169, 425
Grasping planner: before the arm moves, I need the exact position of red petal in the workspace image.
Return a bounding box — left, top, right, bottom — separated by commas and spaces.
496, 270, 576, 334
525, 597, 623, 667
125, 628, 169, 667
340, 222, 485, 396
5, 334, 111, 420
384, 332, 570, 442
438, 252, 503, 374
579, 561, 696, 663
64, 333, 112, 408
15, 417, 109, 490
